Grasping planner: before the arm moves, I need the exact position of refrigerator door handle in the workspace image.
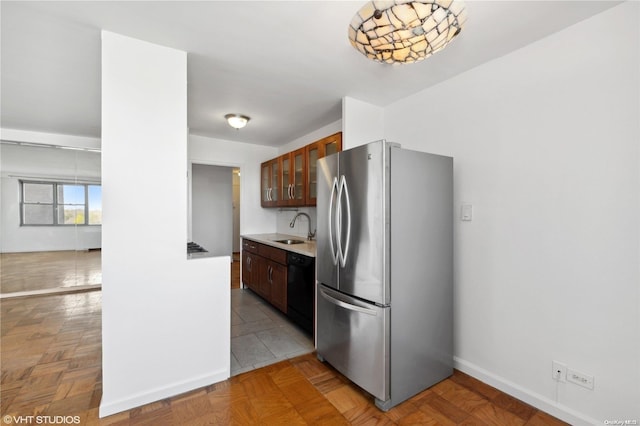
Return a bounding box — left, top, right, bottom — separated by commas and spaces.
328, 176, 340, 265
319, 288, 377, 316
339, 175, 352, 268
336, 175, 343, 265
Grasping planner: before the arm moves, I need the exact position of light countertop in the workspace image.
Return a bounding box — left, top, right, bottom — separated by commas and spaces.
242, 233, 316, 258
186, 251, 217, 260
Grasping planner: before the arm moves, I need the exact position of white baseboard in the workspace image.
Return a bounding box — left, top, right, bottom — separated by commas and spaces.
454, 357, 599, 426
0, 284, 101, 299
98, 369, 229, 418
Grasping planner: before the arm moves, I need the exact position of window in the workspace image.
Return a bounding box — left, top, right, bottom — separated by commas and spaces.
20, 181, 102, 226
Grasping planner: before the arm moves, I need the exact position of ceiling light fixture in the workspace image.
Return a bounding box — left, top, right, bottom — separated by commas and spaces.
225, 113, 250, 129
348, 0, 467, 64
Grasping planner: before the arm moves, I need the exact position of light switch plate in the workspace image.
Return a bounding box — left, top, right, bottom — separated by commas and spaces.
461, 204, 473, 221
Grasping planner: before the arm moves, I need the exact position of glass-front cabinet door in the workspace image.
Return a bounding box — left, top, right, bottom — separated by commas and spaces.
292, 147, 305, 205
261, 158, 280, 207
261, 162, 270, 206
281, 148, 306, 207
270, 158, 279, 205
321, 132, 342, 158
281, 155, 291, 203
305, 143, 319, 205
306, 132, 342, 206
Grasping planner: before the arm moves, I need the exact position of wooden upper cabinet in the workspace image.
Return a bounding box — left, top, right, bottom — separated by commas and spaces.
305, 144, 320, 206
261, 158, 280, 207
261, 131, 341, 208
319, 132, 342, 158
281, 153, 291, 205
261, 162, 270, 207
281, 147, 306, 207
306, 132, 342, 206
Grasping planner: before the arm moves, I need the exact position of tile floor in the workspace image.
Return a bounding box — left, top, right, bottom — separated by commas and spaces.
230, 287, 314, 376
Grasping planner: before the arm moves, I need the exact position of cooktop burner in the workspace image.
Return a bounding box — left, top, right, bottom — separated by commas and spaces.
187, 242, 208, 254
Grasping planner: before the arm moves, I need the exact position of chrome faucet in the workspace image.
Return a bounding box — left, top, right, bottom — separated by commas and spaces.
289, 212, 316, 240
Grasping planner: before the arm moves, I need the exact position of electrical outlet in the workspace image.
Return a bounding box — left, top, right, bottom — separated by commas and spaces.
552, 361, 567, 382
567, 369, 594, 390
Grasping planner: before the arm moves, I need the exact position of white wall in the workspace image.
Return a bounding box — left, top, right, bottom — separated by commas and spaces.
0, 142, 101, 252
384, 3, 639, 423
342, 96, 384, 150
188, 134, 278, 237
191, 164, 232, 257
100, 31, 229, 417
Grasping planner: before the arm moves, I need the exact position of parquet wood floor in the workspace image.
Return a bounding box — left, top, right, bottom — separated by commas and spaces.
231, 254, 240, 289
1, 250, 102, 294
1, 292, 568, 425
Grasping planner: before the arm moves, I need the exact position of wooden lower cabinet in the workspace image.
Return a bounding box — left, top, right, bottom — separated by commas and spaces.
257, 259, 271, 300
267, 260, 287, 313
241, 239, 287, 314
241, 251, 258, 291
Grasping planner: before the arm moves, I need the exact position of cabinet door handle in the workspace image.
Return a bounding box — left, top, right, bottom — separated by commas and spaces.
291, 184, 295, 199
268, 266, 273, 283
247, 256, 252, 272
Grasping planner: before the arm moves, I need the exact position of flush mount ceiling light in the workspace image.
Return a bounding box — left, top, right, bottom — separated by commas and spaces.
225, 114, 250, 129
348, 0, 467, 64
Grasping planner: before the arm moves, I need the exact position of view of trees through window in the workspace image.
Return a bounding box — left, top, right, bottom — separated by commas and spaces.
21, 181, 102, 226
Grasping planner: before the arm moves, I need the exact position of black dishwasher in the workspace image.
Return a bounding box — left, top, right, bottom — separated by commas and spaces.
287, 252, 315, 336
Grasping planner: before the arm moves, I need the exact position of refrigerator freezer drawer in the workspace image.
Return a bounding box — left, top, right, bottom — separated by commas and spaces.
316, 284, 389, 402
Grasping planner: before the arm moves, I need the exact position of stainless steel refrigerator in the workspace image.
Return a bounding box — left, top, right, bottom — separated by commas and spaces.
316, 140, 453, 411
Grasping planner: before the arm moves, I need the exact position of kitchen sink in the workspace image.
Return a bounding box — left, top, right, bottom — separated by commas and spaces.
274, 239, 305, 245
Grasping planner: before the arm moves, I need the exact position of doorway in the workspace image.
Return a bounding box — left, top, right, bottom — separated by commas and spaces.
190, 163, 240, 288
232, 168, 240, 288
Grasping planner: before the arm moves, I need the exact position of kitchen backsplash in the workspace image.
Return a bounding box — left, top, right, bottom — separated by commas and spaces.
276, 207, 317, 239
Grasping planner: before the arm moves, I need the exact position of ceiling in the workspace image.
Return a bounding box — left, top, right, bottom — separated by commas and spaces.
1, 1, 620, 147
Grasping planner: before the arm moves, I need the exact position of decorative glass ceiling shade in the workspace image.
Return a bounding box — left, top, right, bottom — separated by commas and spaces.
348, 0, 467, 64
